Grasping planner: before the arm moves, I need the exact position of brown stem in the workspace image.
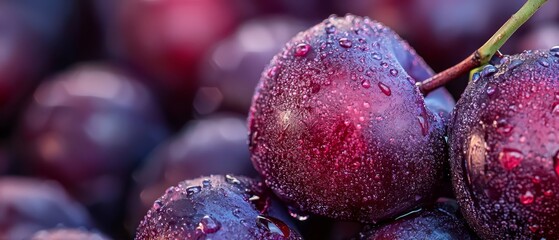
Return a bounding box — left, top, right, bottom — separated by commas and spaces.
416, 52, 480, 94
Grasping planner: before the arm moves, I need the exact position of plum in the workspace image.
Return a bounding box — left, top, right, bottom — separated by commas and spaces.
0, 177, 92, 239
249, 14, 451, 223
135, 175, 301, 239
449, 48, 559, 239
16, 63, 168, 237
356, 199, 477, 239
128, 114, 257, 230
198, 16, 310, 114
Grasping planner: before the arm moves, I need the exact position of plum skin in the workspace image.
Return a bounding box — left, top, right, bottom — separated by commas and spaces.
248, 15, 448, 223
135, 175, 301, 239
357, 199, 477, 240
449, 49, 559, 239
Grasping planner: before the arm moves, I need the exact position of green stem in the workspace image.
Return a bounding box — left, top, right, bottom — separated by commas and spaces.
417, 0, 547, 94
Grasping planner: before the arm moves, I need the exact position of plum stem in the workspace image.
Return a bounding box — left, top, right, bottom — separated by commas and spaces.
417, 0, 547, 94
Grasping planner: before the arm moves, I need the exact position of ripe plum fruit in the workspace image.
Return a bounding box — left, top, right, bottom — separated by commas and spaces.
249, 14, 451, 222
449, 48, 559, 239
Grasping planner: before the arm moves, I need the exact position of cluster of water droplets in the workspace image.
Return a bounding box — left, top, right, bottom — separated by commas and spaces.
135, 175, 298, 239
451, 47, 559, 239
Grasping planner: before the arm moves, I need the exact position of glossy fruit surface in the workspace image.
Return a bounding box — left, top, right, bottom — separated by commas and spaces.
249, 14, 449, 222
449, 48, 559, 239
357, 199, 477, 239
135, 175, 301, 239
0, 177, 92, 240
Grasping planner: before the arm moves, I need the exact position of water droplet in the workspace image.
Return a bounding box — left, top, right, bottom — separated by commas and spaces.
552, 103, 559, 114
256, 215, 291, 237
186, 186, 202, 196
486, 84, 497, 95
380, 62, 388, 68
537, 58, 550, 67
371, 52, 382, 60
499, 148, 523, 170
294, 43, 311, 57
377, 82, 391, 96
544, 190, 554, 197
471, 72, 481, 83
153, 200, 163, 210
363, 102, 370, 108
288, 207, 309, 221
519, 191, 534, 205
554, 150, 559, 176
417, 115, 428, 136
339, 38, 352, 48
508, 59, 523, 70
202, 179, 212, 188
531, 176, 541, 184
225, 175, 241, 184
551, 46, 559, 57
529, 224, 539, 233
197, 215, 221, 234
232, 208, 242, 217
496, 120, 513, 135
389, 69, 398, 76
325, 24, 336, 34
361, 80, 370, 89
267, 66, 279, 78
481, 65, 497, 78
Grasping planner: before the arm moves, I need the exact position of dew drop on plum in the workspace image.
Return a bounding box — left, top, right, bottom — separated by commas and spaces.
377, 82, 391, 96
498, 148, 523, 170
295, 43, 311, 57
198, 215, 221, 234
339, 38, 352, 48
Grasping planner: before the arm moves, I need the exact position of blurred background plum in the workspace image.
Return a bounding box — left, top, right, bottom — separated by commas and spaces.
0, 177, 93, 239
14, 63, 168, 238
0, 0, 553, 239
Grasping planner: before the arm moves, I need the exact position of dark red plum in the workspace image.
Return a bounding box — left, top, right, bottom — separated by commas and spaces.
198, 16, 310, 114
17, 63, 168, 236
449, 48, 559, 239
249, 15, 449, 223
356, 199, 477, 239
135, 175, 301, 239
0, 177, 92, 240
31, 228, 110, 240
128, 114, 257, 230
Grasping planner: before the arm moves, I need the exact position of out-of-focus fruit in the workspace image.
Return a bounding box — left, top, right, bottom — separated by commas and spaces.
128, 114, 256, 230
0, 177, 92, 240
31, 228, 110, 240
449, 49, 559, 239
516, 24, 559, 53
113, 0, 240, 127
135, 175, 301, 239
356, 199, 477, 239
249, 14, 449, 223
198, 16, 310, 114
0, 4, 47, 131
16, 63, 168, 236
